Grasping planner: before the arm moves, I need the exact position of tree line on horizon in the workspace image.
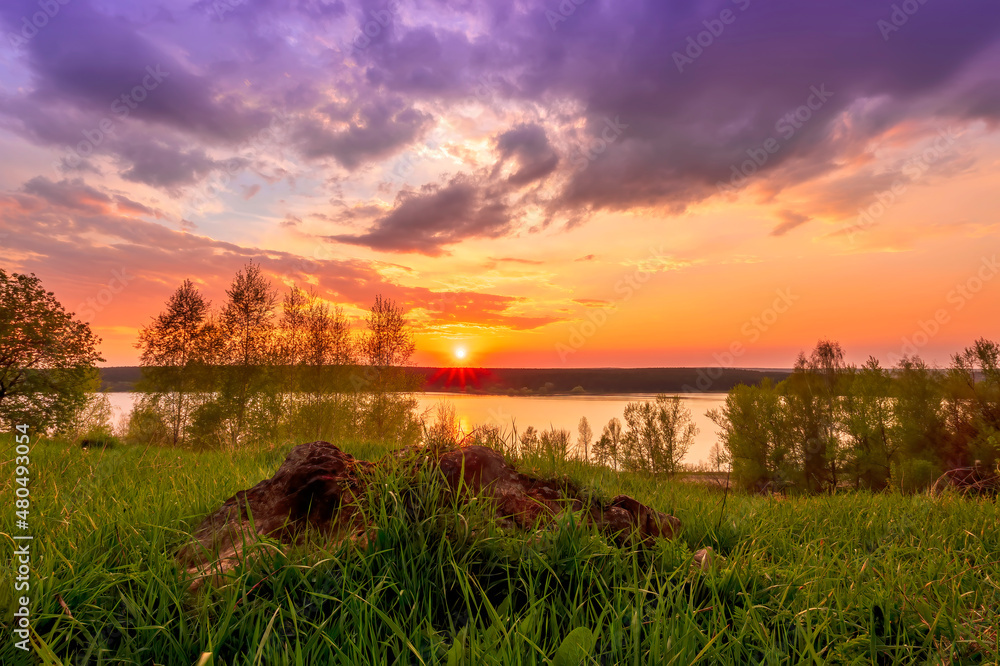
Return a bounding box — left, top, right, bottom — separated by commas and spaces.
704, 340, 1000, 493
2, 265, 998, 495
127, 262, 421, 449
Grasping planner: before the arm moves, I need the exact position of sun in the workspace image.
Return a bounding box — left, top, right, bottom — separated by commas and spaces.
453, 346, 468, 362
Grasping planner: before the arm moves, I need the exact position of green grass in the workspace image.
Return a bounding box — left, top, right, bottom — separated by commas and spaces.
1, 434, 998, 665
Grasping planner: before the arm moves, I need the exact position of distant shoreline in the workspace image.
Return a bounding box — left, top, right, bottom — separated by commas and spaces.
99, 366, 791, 395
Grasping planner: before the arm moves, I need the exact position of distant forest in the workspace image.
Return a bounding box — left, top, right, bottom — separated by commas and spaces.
99, 366, 792, 395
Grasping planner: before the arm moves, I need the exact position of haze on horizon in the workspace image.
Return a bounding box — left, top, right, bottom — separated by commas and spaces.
1, 0, 998, 369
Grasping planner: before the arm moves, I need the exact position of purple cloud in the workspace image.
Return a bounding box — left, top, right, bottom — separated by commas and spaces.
0, 0, 997, 245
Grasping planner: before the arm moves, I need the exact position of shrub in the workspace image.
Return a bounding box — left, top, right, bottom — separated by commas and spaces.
61, 392, 119, 446
123, 394, 171, 447
891, 458, 942, 494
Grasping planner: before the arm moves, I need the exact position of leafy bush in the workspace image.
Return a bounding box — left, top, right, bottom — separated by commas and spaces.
891, 458, 942, 494
123, 394, 172, 447
60, 392, 120, 446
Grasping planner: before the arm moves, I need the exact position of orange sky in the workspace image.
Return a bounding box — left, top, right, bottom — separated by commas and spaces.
1, 0, 998, 369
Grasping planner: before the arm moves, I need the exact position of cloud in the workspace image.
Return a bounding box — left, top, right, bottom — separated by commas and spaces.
21, 176, 111, 213
574, 298, 611, 307
493, 123, 559, 186
770, 211, 811, 236
118, 140, 219, 189
0, 0, 998, 247
0, 0, 267, 143
292, 97, 433, 169
420, 291, 561, 331
489, 256, 543, 265
331, 175, 513, 255
0, 176, 555, 334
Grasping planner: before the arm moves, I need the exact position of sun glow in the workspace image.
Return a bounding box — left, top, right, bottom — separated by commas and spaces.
454, 346, 468, 361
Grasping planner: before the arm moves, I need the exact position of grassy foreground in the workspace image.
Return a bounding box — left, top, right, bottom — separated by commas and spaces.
1, 435, 998, 665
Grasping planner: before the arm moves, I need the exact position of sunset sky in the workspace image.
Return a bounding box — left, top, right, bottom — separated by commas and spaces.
1, 0, 998, 368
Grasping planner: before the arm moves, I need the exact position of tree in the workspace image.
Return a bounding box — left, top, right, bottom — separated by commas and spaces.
279, 285, 310, 371
0, 269, 103, 432
135, 279, 212, 446
279, 287, 358, 441
357, 295, 419, 443
578, 416, 592, 461
782, 341, 846, 492
539, 427, 571, 460
594, 417, 623, 469
212, 262, 279, 448
297, 289, 355, 388
708, 441, 728, 474
891, 356, 946, 486
310, 301, 354, 367
360, 294, 416, 371
221, 262, 278, 368
709, 380, 793, 491
839, 358, 895, 490
621, 395, 698, 476
520, 425, 539, 455
946, 339, 1000, 471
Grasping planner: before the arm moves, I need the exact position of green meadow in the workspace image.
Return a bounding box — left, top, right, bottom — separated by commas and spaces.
1, 434, 998, 665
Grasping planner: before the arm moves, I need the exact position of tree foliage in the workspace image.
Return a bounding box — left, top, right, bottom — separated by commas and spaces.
708, 380, 791, 491
0, 269, 104, 432
135, 279, 213, 446
131, 264, 421, 449
707, 339, 1000, 493
593, 417, 623, 469
619, 395, 698, 476
577, 416, 592, 461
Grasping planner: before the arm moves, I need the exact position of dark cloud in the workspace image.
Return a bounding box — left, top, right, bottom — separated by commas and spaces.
331, 175, 513, 255
359, 0, 999, 222
493, 123, 559, 186
118, 140, 219, 189
0, 0, 268, 143
293, 97, 433, 169
2, 0, 999, 242
524, 0, 1000, 218
22, 176, 110, 213
113, 195, 158, 217
331, 123, 561, 254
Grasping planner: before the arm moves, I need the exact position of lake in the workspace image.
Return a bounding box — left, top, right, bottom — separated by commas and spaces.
104, 392, 727, 465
